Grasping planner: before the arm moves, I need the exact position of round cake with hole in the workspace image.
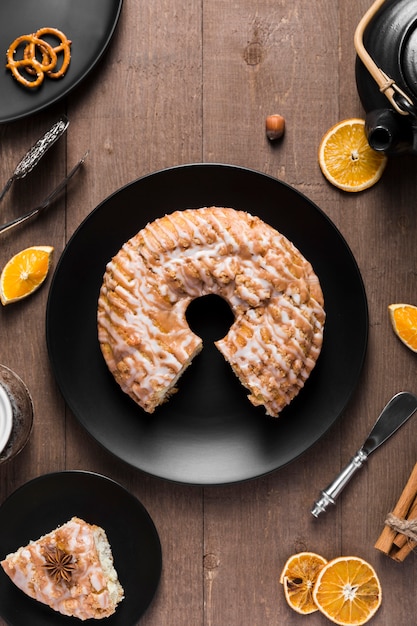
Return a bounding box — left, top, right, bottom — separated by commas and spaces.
97, 206, 325, 417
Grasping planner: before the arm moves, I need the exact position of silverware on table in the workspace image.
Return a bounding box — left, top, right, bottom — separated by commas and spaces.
0, 151, 88, 236
0, 115, 70, 203
311, 391, 417, 517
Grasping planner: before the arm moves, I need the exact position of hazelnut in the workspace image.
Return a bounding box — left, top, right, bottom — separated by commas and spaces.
266, 114, 285, 141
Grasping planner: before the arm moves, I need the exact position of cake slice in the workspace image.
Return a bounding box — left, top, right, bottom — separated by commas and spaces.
1, 516, 124, 621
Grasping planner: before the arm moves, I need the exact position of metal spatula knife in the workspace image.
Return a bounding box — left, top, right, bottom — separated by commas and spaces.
311, 391, 417, 517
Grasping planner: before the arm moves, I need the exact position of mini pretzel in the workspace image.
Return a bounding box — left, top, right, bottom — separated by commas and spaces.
5, 28, 71, 88
34, 27, 72, 79
23, 39, 56, 76
6, 57, 45, 89
6, 35, 56, 88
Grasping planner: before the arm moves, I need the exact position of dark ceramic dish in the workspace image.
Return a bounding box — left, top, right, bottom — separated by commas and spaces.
0, 471, 162, 625
46, 164, 368, 485
0, 0, 123, 123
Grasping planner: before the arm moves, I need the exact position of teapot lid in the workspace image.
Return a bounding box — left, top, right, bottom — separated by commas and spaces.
356, 0, 417, 112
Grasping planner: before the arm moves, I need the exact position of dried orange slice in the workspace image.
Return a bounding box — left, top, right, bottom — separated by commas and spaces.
388, 303, 417, 352
318, 118, 387, 192
280, 551, 327, 614
312, 556, 382, 625
0, 246, 54, 305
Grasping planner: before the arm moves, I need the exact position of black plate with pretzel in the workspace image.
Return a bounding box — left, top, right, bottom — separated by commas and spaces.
6, 28, 72, 89
0, 0, 123, 123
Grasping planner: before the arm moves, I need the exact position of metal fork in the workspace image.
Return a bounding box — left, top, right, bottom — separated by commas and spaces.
0, 151, 88, 235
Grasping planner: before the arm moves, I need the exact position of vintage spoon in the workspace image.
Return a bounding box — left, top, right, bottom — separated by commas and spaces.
0, 152, 88, 236
0, 115, 70, 203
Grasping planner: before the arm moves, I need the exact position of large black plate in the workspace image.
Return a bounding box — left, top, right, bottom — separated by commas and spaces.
46, 164, 368, 485
0, 0, 123, 124
0, 471, 161, 625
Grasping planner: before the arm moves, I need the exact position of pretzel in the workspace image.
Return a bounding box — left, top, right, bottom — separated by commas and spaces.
23, 39, 56, 76
6, 28, 71, 88
6, 35, 55, 88
33, 27, 72, 79
6, 57, 45, 88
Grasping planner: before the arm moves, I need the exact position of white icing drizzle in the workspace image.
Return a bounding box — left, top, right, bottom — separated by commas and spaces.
97, 207, 325, 416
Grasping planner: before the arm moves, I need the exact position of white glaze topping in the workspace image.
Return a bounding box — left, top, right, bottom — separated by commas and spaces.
97, 207, 325, 416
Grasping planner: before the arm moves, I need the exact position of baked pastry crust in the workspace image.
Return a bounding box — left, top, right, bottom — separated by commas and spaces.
98, 207, 325, 417
1, 516, 124, 621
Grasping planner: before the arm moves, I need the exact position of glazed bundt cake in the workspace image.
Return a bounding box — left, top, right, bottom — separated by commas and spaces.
97, 207, 325, 417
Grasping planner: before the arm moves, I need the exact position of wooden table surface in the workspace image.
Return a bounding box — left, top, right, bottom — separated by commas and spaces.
1, 1, 417, 624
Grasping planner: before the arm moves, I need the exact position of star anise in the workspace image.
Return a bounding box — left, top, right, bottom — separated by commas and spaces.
43, 546, 76, 584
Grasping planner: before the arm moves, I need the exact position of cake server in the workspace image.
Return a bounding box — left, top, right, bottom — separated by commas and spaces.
0, 115, 69, 203
311, 391, 417, 518
0, 151, 88, 236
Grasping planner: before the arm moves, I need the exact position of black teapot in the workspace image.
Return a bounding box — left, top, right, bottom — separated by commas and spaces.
355, 0, 417, 155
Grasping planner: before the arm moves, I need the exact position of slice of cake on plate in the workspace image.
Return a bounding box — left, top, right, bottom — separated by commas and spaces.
1, 516, 124, 621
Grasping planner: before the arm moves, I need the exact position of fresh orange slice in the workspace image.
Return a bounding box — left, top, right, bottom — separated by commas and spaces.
312, 556, 382, 625
388, 303, 417, 352
0, 245, 54, 305
318, 118, 387, 192
280, 551, 327, 614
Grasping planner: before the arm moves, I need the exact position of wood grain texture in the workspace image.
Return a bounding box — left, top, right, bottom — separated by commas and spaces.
0, 0, 417, 624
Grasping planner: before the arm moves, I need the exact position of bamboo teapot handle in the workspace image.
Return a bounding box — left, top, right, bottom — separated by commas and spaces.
354, 0, 416, 117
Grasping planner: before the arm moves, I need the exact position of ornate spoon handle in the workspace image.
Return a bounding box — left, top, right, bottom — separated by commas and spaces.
0, 115, 70, 203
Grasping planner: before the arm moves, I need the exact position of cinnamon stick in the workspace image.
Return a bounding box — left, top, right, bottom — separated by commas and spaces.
392, 539, 416, 562
375, 462, 417, 556
392, 493, 417, 549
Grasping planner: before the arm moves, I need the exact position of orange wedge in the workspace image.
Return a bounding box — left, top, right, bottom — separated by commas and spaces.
0, 246, 54, 305
280, 551, 327, 614
318, 118, 387, 192
312, 556, 382, 625
388, 303, 417, 352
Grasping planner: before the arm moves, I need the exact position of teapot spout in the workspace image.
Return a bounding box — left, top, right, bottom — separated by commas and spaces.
365, 109, 415, 155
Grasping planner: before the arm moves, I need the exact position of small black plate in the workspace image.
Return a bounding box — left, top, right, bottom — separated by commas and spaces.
0, 471, 162, 625
0, 0, 123, 123
46, 164, 368, 485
